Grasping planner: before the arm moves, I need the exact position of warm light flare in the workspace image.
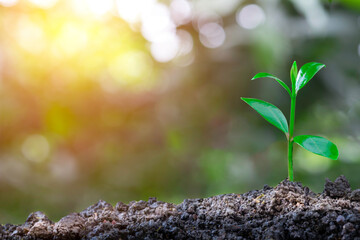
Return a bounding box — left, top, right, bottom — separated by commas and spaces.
0, 0, 167, 90
52, 23, 88, 57
0, 0, 18, 7
107, 51, 154, 89
27, 0, 58, 9
15, 17, 47, 54
116, 0, 156, 24
86, 0, 113, 16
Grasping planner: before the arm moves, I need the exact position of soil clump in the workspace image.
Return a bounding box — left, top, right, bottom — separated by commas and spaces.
1, 175, 360, 239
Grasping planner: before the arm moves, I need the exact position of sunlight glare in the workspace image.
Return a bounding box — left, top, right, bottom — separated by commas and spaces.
15, 18, 47, 54
70, 0, 89, 16
139, 2, 181, 62
86, 0, 113, 16
0, 0, 18, 7
27, 0, 58, 9
71, 0, 112, 17
116, 0, 156, 24
150, 34, 179, 62
141, 3, 176, 43
108, 51, 153, 88
53, 23, 88, 57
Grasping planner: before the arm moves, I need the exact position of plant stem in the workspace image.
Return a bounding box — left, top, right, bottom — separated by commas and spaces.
288, 93, 296, 181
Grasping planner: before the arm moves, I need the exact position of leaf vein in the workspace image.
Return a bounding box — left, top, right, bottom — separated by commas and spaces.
268, 107, 286, 132
308, 137, 324, 155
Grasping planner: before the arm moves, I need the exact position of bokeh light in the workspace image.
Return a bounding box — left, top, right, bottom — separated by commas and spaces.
199, 22, 226, 48
15, 17, 47, 54
195, 12, 222, 31
236, 4, 265, 30
53, 23, 88, 57
21, 135, 50, 163
107, 51, 153, 88
140, 2, 175, 42
150, 35, 179, 62
176, 30, 193, 56
170, 0, 192, 25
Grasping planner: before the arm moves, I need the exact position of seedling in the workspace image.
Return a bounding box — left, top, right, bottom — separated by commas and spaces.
241, 61, 339, 181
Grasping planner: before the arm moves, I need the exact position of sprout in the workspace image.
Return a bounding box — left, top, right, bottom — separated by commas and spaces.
242, 61, 339, 181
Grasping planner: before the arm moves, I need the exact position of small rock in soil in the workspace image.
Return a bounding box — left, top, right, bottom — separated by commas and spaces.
54, 213, 85, 240
350, 189, 360, 201
324, 175, 352, 198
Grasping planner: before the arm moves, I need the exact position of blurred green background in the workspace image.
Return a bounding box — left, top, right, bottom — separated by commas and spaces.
0, 0, 359, 223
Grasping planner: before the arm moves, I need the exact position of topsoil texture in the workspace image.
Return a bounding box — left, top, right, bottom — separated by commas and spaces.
1, 175, 360, 240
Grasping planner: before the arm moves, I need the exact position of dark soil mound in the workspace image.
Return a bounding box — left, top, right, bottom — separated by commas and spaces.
1, 175, 360, 239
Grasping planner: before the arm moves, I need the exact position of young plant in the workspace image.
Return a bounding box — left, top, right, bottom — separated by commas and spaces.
241, 61, 339, 181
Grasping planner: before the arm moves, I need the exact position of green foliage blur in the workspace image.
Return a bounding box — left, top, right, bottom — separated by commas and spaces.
0, 0, 359, 223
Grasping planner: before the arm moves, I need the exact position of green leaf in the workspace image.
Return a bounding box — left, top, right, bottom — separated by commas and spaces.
290, 61, 297, 85
241, 98, 288, 134
295, 62, 325, 94
252, 73, 291, 96
294, 135, 339, 160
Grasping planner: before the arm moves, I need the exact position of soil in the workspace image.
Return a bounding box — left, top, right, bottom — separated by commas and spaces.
1, 175, 360, 240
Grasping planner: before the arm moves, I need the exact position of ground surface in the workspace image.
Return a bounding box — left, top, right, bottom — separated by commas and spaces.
1, 175, 360, 239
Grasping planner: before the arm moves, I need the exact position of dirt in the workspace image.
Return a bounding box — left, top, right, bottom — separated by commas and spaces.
1, 175, 360, 240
